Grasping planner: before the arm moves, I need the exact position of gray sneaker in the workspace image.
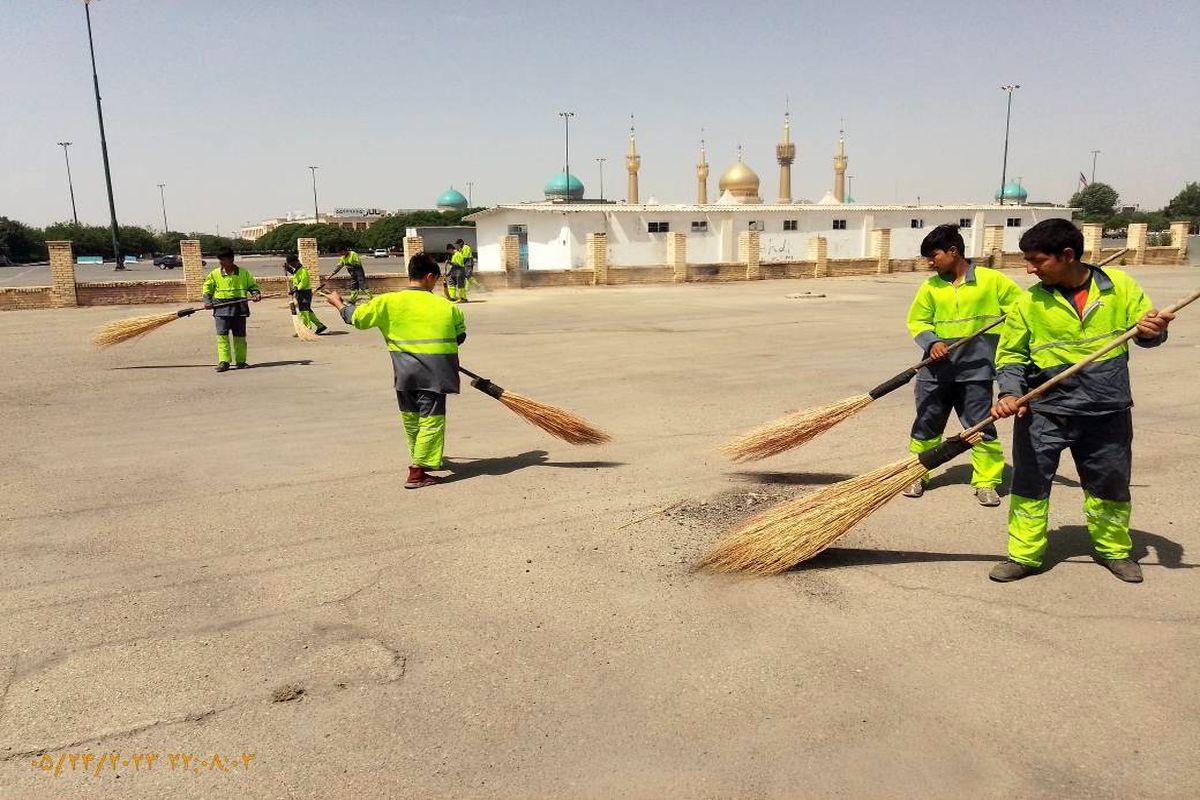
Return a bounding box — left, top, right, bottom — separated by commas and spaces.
989, 560, 1038, 582
975, 487, 1001, 507
1098, 557, 1143, 583
902, 480, 924, 498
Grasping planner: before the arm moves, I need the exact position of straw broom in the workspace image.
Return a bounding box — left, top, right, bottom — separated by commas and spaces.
92, 294, 273, 349
700, 286, 1200, 575
721, 249, 1131, 463
289, 300, 321, 341
459, 366, 612, 445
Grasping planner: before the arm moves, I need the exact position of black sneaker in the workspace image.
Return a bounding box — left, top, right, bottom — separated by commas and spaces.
989, 560, 1039, 582
1097, 557, 1143, 583
315, 325, 328, 335
235, 362, 249, 369
216, 362, 230, 373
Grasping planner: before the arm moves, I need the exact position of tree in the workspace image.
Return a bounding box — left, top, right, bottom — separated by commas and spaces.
1165, 182, 1200, 227
1069, 183, 1119, 221
0, 217, 46, 263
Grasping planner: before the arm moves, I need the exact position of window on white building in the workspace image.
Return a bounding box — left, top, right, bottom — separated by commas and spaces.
959, 218, 972, 228
691, 220, 708, 233
783, 220, 798, 231
910, 219, 925, 229
832, 219, 847, 230
648, 221, 670, 233
1006, 217, 1022, 227
748, 220, 763, 231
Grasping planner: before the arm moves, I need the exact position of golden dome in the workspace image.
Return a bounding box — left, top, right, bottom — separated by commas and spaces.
719, 160, 760, 196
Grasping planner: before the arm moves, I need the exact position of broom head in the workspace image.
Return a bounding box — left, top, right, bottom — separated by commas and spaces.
91, 309, 191, 349
721, 394, 874, 463
496, 390, 612, 446
290, 303, 321, 341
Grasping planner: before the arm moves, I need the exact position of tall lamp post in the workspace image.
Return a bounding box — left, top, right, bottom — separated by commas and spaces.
1090, 149, 1100, 184
557, 111, 575, 196
157, 183, 169, 232
595, 157, 607, 200
307, 166, 320, 223
56, 142, 80, 225
83, 0, 124, 269
998, 84, 1020, 206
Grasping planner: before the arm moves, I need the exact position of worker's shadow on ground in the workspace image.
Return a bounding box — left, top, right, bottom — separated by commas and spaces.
441, 450, 624, 482
729, 471, 856, 486
113, 360, 313, 370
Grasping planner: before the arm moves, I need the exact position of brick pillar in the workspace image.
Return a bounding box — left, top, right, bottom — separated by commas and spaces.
1080, 223, 1103, 263
181, 239, 205, 301
297, 238, 320, 289
1170, 221, 1191, 258
1126, 222, 1148, 265
666, 232, 687, 282
501, 235, 521, 288
587, 233, 608, 286
871, 228, 891, 274
403, 235, 424, 262
808, 235, 828, 278
983, 224, 1006, 266
740, 231, 761, 279
47, 241, 77, 308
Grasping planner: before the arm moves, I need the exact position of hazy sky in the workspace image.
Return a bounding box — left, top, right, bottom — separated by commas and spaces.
3, 0, 1197, 234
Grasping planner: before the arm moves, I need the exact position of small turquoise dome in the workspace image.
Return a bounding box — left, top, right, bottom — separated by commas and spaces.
437, 187, 469, 210
994, 181, 1028, 203
544, 172, 585, 200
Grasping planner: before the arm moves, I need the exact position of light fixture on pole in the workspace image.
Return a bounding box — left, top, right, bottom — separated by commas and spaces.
57, 142, 80, 225
307, 166, 320, 223
595, 157, 607, 200
998, 84, 1020, 207
557, 111, 575, 197
157, 183, 169, 233
83, 0, 125, 269
1090, 149, 1100, 185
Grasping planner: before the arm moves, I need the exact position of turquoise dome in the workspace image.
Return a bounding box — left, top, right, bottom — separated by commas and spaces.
994, 181, 1028, 203
437, 187, 469, 210
544, 172, 585, 200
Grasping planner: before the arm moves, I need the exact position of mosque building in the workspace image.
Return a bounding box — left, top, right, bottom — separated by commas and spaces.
467, 115, 1070, 272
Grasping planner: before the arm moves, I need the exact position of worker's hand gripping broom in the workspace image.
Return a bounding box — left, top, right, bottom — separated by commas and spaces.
721, 250, 1131, 463
700, 287, 1199, 575
91, 294, 268, 349
460, 366, 612, 446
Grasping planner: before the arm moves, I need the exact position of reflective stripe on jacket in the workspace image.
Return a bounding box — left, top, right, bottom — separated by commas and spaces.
995, 265, 1164, 415
341, 288, 467, 393
202, 266, 261, 317
905, 263, 1024, 382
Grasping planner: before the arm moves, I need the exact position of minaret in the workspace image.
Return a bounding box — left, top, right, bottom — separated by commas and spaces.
776, 112, 796, 203
625, 115, 641, 204
696, 134, 709, 205
833, 122, 848, 202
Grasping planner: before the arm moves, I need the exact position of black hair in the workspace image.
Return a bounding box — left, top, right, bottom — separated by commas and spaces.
455, 238, 465, 245
216, 247, 235, 259
919, 224, 965, 258
408, 253, 441, 280
446, 243, 456, 251
1019, 218, 1084, 258
285, 252, 300, 262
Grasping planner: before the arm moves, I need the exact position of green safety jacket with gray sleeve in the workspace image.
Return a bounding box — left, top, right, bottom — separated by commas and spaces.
202, 266, 261, 317
995, 265, 1164, 416
340, 288, 467, 393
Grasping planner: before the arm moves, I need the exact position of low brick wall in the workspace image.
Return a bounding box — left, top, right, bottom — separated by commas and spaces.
686, 263, 752, 282
608, 267, 674, 285
0, 286, 53, 311
826, 258, 880, 277
521, 269, 599, 288
1143, 246, 1184, 266
76, 281, 187, 306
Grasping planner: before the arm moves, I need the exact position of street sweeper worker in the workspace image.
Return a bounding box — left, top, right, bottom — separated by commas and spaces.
988, 218, 1172, 584
445, 243, 468, 303
329, 247, 369, 298
284, 253, 326, 335
202, 247, 261, 372
326, 253, 466, 489
902, 224, 1023, 506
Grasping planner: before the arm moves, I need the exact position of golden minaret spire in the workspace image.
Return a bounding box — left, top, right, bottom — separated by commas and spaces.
696, 130, 709, 205
833, 119, 849, 202
625, 114, 641, 204
776, 108, 796, 203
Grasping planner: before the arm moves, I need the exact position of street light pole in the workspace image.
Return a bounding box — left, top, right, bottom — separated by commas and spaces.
557, 111, 574, 197
57, 142, 79, 225
998, 84, 1020, 207
307, 166, 320, 223
595, 157, 606, 200
84, 0, 124, 269
466, 181, 474, 207
157, 183, 169, 232
1090, 149, 1100, 184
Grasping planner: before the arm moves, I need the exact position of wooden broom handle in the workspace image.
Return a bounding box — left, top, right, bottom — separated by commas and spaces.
960, 287, 1200, 438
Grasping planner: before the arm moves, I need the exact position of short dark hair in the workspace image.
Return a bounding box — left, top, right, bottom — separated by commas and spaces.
408, 253, 441, 280
285, 252, 300, 262
455, 238, 465, 245
919, 224, 965, 258
1019, 218, 1084, 258
216, 247, 235, 259
446, 243, 456, 251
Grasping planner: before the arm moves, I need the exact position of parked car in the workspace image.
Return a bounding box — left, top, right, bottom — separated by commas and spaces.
154, 254, 183, 269
372, 248, 389, 259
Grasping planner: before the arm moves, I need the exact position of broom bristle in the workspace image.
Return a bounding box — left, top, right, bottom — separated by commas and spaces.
496, 391, 612, 446
91, 312, 182, 349
721, 394, 874, 463
699, 454, 927, 575
292, 314, 321, 341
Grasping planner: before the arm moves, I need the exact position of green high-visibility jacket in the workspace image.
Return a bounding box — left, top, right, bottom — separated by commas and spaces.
337, 251, 363, 268
905, 263, 1023, 382
450, 250, 466, 268
202, 266, 261, 317
289, 266, 311, 292
460, 244, 473, 260
995, 265, 1164, 415
341, 288, 467, 393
